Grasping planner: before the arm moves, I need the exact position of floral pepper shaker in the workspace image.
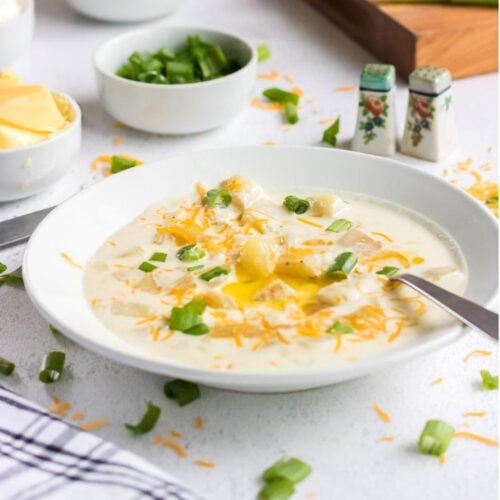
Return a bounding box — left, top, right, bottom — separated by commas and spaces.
400, 66, 457, 161
352, 63, 396, 156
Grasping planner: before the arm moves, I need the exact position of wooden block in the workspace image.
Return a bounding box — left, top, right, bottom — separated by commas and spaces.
305, 0, 498, 79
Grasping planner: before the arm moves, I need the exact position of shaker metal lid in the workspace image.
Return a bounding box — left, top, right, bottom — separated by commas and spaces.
360, 63, 395, 92
409, 66, 451, 95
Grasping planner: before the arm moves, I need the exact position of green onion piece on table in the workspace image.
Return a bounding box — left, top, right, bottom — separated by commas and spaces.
283, 195, 310, 214
200, 266, 229, 282
0, 262, 6, 273
263, 457, 312, 484
138, 261, 157, 273
326, 252, 358, 280
0, 267, 23, 288
111, 156, 138, 174
49, 324, 61, 336
257, 44, 271, 62
326, 218, 351, 233
39, 351, 66, 384
258, 478, 295, 500
327, 321, 354, 334
480, 369, 498, 390
322, 117, 340, 146
0, 356, 15, 376
417, 420, 455, 456
284, 101, 298, 124
187, 265, 204, 272
177, 244, 206, 262
203, 188, 232, 208
150, 252, 167, 263
164, 379, 201, 406
376, 266, 399, 278
125, 402, 161, 435
263, 88, 299, 105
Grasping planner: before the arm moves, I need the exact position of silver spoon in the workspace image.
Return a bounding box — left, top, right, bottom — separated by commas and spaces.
392, 273, 498, 340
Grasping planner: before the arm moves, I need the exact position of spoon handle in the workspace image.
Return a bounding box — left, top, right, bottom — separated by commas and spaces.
394, 273, 498, 340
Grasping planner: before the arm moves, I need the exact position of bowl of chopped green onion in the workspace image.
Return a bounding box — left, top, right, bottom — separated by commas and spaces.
94, 26, 257, 134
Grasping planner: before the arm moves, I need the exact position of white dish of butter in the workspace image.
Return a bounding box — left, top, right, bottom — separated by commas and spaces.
23, 147, 498, 392
0, 71, 81, 201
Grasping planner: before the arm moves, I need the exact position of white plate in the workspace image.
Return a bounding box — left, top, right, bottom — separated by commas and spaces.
23, 147, 498, 392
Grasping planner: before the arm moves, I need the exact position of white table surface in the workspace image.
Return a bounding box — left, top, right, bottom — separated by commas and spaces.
0, 1, 498, 499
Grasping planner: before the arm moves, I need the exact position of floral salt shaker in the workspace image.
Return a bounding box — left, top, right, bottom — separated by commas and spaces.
352, 63, 396, 156
400, 66, 457, 161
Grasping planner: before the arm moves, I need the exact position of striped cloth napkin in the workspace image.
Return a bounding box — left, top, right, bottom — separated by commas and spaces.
0, 384, 204, 500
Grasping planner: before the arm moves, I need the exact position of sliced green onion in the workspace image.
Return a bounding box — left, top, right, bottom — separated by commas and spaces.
0, 262, 6, 273
111, 156, 138, 174
327, 321, 353, 334
485, 196, 498, 206
418, 420, 455, 456
322, 117, 340, 146
284, 101, 298, 125
169, 307, 203, 332
0, 356, 15, 376
263, 457, 312, 484
326, 252, 358, 280
326, 218, 351, 233
39, 351, 66, 384
203, 188, 232, 208
185, 298, 207, 315
187, 265, 204, 272
177, 244, 206, 262
150, 252, 167, 263
183, 323, 210, 336
49, 324, 61, 336
376, 266, 399, 278
283, 195, 310, 214
0, 266, 23, 288
480, 369, 498, 390
257, 44, 271, 62
169, 298, 208, 334
200, 266, 229, 282
139, 261, 157, 273
125, 402, 161, 435
164, 379, 200, 406
258, 478, 295, 500
263, 88, 299, 105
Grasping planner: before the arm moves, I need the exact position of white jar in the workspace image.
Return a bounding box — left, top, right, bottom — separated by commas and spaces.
400, 66, 457, 162
352, 63, 397, 156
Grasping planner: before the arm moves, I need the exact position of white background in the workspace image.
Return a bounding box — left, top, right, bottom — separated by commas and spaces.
0, 1, 498, 499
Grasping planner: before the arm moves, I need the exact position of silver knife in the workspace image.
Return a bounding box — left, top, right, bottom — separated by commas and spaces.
0, 207, 55, 248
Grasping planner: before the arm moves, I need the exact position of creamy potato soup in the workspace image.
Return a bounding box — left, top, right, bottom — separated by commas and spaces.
84, 175, 467, 371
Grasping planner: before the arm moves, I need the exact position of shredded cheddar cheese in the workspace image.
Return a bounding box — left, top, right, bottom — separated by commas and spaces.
79, 419, 110, 431
454, 431, 498, 447
195, 416, 204, 430
431, 377, 444, 386
464, 411, 487, 418
60, 252, 82, 270
372, 403, 391, 423
463, 350, 492, 363
194, 460, 216, 468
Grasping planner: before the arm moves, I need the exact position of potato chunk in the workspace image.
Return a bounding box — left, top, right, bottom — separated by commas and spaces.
275, 250, 325, 278
220, 175, 263, 212
238, 236, 281, 278
307, 194, 345, 217
317, 281, 363, 307
110, 301, 153, 317
202, 291, 237, 309
253, 279, 296, 301
338, 229, 382, 256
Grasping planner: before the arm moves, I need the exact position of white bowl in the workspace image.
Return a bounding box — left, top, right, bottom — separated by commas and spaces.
65, 0, 181, 23
0, 93, 81, 201
23, 147, 498, 392
94, 26, 257, 134
0, 0, 34, 68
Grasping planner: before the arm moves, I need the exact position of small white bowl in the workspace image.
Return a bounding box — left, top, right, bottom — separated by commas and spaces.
94, 26, 257, 135
0, 93, 81, 202
0, 0, 34, 68
65, 0, 181, 23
